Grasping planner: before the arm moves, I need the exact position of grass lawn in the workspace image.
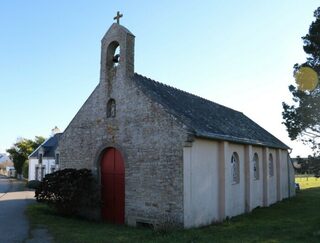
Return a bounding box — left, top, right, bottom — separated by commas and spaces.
26, 179, 320, 243
296, 176, 320, 189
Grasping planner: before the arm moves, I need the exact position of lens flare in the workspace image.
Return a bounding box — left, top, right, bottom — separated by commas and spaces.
295, 67, 319, 91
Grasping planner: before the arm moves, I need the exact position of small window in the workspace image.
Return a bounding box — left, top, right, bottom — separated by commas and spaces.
51, 166, 56, 173
35, 166, 39, 181
253, 153, 259, 180
38, 153, 43, 164
107, 99, 116, 118
55, 153, 60, 165
268, 153, 274, 177
41, 165, 45, 180
231, 152, 240, 184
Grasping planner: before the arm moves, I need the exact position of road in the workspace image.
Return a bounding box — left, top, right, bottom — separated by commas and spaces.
0, 175, 36, 242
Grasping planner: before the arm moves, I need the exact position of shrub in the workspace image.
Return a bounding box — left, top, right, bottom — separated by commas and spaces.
27, 180, 41, 189
35, 168, 100, 216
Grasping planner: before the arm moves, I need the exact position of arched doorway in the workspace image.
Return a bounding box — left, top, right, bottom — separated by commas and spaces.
100, 147, 125, 224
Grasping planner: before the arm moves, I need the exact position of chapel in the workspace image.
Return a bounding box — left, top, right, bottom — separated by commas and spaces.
57, 15, 295, 228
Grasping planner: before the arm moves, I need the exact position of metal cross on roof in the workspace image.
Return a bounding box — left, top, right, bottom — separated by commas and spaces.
114, 11, 123, 24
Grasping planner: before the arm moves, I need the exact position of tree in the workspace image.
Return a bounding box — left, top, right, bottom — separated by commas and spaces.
282, 7, 320, 157
307, 156, 320, 177
6, 136, 45, 178
294, 156, 306, 174
22, 160, 29, 179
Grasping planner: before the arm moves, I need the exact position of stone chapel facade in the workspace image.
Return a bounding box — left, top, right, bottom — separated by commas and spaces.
58, 22, 295, 228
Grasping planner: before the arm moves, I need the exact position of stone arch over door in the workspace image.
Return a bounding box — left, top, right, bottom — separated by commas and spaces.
100, 147, 125, 224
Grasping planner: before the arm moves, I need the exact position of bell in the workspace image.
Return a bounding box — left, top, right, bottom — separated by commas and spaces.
113, 54, 120, 63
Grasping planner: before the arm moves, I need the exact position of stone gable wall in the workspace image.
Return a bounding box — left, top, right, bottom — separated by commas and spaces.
58, 69, 189, 225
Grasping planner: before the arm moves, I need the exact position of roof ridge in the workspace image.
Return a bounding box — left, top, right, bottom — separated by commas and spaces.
134, 73, 242, 114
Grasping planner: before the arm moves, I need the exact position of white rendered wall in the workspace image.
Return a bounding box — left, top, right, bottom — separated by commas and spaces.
43, 158, 57, 174
268, 149, 277, 205
28, 158, 38, 181
251, 147, 263, 209
28, 158, 57, 181
183, 138, 294, 228
183, 139, 220, 228
280, 150, 289, 199
225, 143, 245, 218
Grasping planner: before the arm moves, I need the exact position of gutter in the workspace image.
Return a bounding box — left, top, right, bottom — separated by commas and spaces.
287, 149, 294, 197
195, 131, 289, 150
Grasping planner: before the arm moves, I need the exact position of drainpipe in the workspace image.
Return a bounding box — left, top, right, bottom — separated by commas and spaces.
287, 149, 293, 197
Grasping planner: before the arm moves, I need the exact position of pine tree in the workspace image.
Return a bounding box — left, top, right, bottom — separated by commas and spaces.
282, 7, 320, 157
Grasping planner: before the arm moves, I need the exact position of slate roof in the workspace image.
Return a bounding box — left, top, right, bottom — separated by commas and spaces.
29, 133, 62, 158
133, 73, 289, 150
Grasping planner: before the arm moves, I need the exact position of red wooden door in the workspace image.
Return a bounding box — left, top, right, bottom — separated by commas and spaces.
101, 148, 125, 224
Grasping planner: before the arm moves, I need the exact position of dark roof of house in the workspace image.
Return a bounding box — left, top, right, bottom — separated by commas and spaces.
133, 73, 289, 149
29, 133, 62, 158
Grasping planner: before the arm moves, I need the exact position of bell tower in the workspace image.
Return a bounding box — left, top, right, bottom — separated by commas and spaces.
99, 12, 135, 85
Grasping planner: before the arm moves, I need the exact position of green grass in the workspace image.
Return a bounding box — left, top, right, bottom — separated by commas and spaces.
26, 183, 320, 243
296, 176, 320, 189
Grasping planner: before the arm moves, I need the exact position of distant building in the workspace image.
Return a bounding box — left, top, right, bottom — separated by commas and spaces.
28, 129, 62, 181
0, 153, 15, 176
6, 166, 16, 177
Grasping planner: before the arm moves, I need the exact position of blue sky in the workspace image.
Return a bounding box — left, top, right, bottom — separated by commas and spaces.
0, 1, 319, 157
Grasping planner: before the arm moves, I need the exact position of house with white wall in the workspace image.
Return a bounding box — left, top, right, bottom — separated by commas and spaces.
28, 131, 62, 181
0, 153, 15, 177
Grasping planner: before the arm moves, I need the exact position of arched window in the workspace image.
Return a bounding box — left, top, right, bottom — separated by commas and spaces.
253, 153, 259, 180
268, 153, 274, 177
107, 99, 116, 118
231, 152, 240, 184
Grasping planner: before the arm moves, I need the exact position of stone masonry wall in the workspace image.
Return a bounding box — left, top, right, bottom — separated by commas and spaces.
58, 24, 190, 225
58, 72, 189, 225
